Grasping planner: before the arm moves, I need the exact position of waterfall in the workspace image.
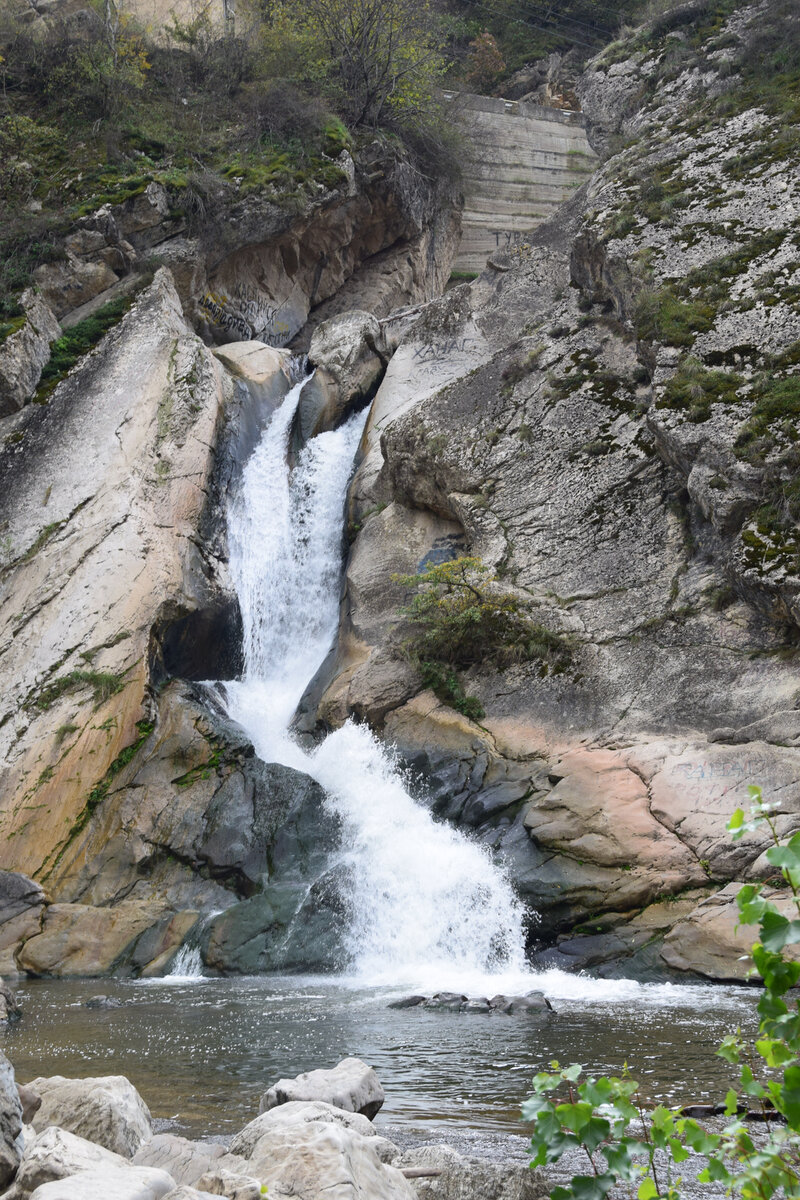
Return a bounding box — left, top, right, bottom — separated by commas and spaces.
225, 378, 529, 988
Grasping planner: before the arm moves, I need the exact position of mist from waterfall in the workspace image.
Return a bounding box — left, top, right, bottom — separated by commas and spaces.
225, 378, 530, 990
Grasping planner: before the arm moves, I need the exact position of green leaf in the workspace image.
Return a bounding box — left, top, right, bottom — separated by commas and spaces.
728, 807, 745, 832
718, 1034, 743, 1064
756, 1038, 797, 1068
761, 911, 792, 952
580, 1117, 612, 1154
698, 1158, 732, 1184
570, 1174, 615, 1200
555, 1101, 595, 1133
638, 1180, 658, 1200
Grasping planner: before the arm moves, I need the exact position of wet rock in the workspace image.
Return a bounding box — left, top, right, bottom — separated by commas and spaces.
0, 977, 21, 1022
0, 290, 60, 416
243, 1120, 415, 1200
85, 995, 124, 1009
461, 998, 491, 1013
14, 1125, 130, 1193
0, 1050, 24, 1188
30, 1075, 153, 1157
422, 994, 467, 1012
489, 993, 553, 1014
28, 1165, 176, 1199
17, 1083, 42, 1123
258, 1058, 385, 1121
299, 311, 386, 441
395, 1144, 548, 1199
387, 995, 426, 1009
0, 871, 47, 977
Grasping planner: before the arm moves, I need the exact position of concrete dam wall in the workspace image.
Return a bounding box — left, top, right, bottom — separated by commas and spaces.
449, 94, 597, 274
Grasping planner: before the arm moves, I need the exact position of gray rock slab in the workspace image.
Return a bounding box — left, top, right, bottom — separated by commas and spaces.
258, 1058, 384, 1120
0, 1050, 23, 1188
30, 1075, 152, 1157
29, 1165, 176, 1200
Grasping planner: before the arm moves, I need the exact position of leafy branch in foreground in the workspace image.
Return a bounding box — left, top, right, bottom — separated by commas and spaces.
522, 785, 800, 1200
393, 556, 571, 720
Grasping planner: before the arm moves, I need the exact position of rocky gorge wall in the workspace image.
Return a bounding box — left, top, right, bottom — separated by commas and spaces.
312, 0, 800, 981
2, 0, 799, 986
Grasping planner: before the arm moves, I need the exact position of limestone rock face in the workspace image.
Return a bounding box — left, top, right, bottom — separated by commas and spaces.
0, 290, 60, 416
28, 1166, 176, 1200
259, 1058, 385, 1121
0, 272, 316, 976
318, 0, 800, 970
242, 1121, 415, 1200
32, 255, 119, 320
14, 1125, 130, 1193
0, 873, 47, 976
0, 270, 235, 892
660, 884, 800, 981
0, 1051, 24, 1189
29, 1075, 153, 1157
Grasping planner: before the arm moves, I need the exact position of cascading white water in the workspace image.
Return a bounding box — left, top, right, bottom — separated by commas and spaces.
225, 378, 529, 989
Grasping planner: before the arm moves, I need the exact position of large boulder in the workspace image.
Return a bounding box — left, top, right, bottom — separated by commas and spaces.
28, 1166, 175, 1200
16, 901, 171, 978
29, 1076, 152, 1157
0, 1050, 24, 1189
0, 290, 60, 416
13, 1126, 129, 1194
242, 1120, 415, 1200
299, 311, 386, 441
0, 872, 47, 976
231, 1101, 380, 1159
258, 1058, 385, 1120
660, 884, 800, 981
133, 1135, 227, 1187
395, 1145, 548, 1200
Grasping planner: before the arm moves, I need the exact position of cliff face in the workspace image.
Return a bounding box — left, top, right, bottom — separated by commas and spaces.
0, 151, 458, 976
317, 0, 800, 978
2, 0, 798, 984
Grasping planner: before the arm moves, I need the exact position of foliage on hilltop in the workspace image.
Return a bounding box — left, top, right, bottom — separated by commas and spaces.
0, 0, 457, 316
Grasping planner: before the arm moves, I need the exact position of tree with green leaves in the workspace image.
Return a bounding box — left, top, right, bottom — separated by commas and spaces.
522, 785, 800, 1200
284, 0, 445, 127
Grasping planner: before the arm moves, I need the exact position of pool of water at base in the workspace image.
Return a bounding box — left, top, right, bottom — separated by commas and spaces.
0, 974, 759, 1159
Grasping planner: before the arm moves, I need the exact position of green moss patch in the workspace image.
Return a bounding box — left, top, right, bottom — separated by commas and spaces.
35, 294, 134, 402
657, 356, 742, 423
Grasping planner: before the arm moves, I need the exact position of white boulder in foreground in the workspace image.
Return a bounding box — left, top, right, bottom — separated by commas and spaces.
246, 1119, 415, 1200
259, 1057, 384, 1119
29, 1075, 152, 1157
28, 1165, 175, 1199
13, 1125, 129, 1193
0, 1051, 23, 1188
